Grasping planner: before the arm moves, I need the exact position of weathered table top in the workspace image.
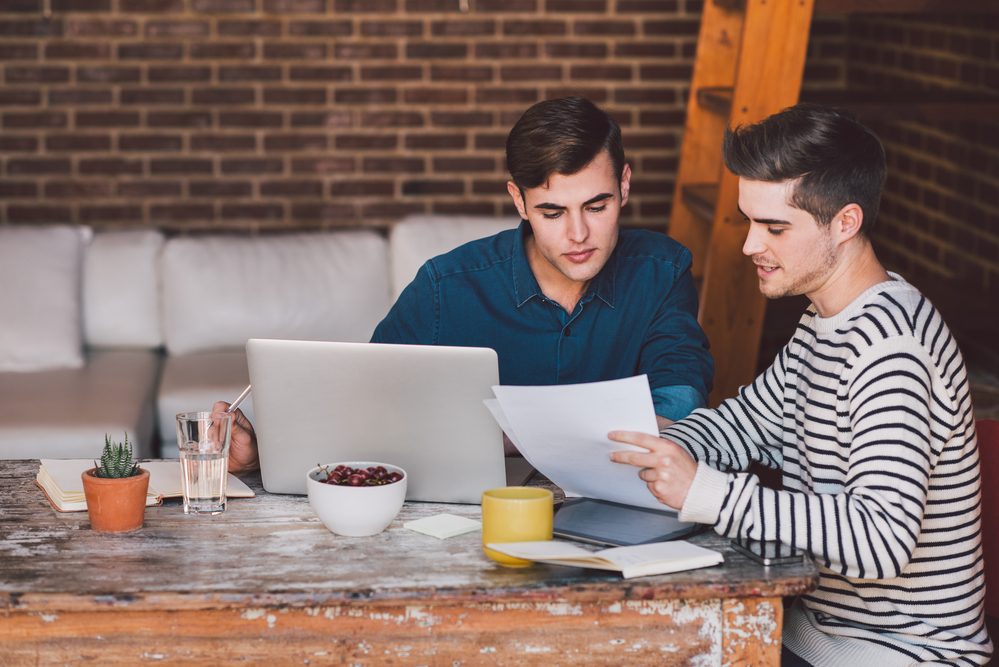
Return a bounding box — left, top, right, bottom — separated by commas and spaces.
0, 459, 818, 613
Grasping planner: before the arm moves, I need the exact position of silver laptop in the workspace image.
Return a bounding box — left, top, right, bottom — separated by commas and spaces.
246, 338, 508, 503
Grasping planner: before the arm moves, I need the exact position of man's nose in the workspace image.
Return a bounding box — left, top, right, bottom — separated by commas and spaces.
567, 212, 589, 243
742, 224, 765, 257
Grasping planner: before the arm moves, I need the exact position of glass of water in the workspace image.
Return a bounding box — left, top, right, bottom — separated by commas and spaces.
175, 411, 232, 516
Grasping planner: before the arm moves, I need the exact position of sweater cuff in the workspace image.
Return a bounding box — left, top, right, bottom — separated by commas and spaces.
678, 462, 729, 525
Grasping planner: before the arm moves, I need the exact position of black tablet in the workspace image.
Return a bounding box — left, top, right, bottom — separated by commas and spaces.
552, 497, 702, 548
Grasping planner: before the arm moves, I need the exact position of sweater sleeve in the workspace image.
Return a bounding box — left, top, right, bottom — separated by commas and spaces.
675, 337, 944, 580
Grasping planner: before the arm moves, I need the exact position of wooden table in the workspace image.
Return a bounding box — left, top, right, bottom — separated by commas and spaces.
0, 460, 817, 666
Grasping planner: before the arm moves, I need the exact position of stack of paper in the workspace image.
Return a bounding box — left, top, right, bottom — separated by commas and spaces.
404, 514, 481, 539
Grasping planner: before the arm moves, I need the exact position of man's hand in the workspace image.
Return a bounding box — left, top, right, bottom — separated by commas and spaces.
212, 401, 259, 475
608, 430, 697, 510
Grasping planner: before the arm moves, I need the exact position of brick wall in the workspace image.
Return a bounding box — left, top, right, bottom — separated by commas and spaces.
847, 14, 999, 290
1, 0, 852, 233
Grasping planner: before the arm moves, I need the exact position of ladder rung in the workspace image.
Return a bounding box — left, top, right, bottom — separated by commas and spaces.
681, 183, 719, 224
696, 87, 733, 116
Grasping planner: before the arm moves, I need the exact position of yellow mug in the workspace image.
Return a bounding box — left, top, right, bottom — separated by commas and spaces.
481, 486, 554, 567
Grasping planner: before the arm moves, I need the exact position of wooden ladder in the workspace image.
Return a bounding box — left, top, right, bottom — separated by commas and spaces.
669, 0, 817, 406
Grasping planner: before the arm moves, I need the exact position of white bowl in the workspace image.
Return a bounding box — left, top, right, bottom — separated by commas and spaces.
306, 462, 408, 537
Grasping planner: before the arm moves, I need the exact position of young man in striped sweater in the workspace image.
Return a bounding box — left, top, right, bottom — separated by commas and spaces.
611, 104, 992, 666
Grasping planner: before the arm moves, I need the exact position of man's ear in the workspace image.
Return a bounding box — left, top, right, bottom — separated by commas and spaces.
619, 163, 632, 208
833, 203, 864, 244
507, 181, 528, 220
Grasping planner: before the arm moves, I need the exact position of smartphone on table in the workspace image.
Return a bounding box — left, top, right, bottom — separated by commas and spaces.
730, 538, 804, 565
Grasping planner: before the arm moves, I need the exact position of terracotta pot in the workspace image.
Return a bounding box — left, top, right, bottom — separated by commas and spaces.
81, 467, 150, 534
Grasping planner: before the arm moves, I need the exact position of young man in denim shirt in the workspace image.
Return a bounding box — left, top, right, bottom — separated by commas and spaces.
372, 97, 714, 444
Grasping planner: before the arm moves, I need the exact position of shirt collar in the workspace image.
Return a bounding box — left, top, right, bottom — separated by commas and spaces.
511, 219, 618, 309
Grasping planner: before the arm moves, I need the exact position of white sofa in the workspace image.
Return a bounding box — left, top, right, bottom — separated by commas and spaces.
0, 215, 519, 460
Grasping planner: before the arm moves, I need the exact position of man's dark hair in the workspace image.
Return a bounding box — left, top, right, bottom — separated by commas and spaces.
722, 103, 886, 236
506, 96, 625, 191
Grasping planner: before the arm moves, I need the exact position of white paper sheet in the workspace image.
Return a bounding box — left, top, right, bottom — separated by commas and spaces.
487, 376, 674, 511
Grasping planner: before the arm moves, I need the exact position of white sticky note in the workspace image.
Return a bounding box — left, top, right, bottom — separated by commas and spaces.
404, 514, 481, 539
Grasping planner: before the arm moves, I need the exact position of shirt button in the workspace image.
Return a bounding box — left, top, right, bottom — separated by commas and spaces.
564, 327, 571, 337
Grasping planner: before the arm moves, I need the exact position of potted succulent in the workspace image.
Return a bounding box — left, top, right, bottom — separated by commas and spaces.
81, 434, 150, 534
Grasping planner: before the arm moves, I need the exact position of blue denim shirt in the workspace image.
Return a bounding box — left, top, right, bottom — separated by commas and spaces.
371, 222, 713, 421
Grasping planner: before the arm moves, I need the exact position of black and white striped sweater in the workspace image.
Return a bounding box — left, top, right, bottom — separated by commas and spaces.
666, 275, 992, 666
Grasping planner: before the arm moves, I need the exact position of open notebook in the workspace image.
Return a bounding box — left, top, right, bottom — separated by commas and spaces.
36, 459, 255, 512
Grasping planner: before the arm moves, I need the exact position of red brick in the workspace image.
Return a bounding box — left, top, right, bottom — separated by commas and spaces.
622, 0, 677, 10
291, 157, 355, 173
218, 20, 281, 36
402, 179, 463, 195
264, 134, 328, 150
0, 43, 39, 59
220, 111, 283, 128
291, 202, 356, 219
474, 133, 507, 149
146, 20, 209, 37
289, 20, 351, 36
476, 88, 538, 104
77, 66, 139, 82
80, 205, 142, 221
290, 66, 352, 81
629, 178, 674, 196
500, 65, 562, 81
222, 203, 285, 219
190, 42, 255, 59
190, 180, 253, 197
148, 67, 212, 82
361, 111, 423, 127
503, 21, 565, 36
117, 181, 182, 196
335, 134, 398, 150
118, 43, 183, 59
433, 201, 496, 216
0, 0, 41, 10
360, 201, 424, 218
471, 179, 507, 195
548, 0, 604, 10
66, 19, 134, 36
0, 90, 41, 105
431, 20, 495, 36
0, 136, 38, 152
147, 111, 212, 128
433, 156, 494, 172
403, 88, 467, 104
192, 88, 255, 105
260, 180, 323, 196
570, 65, 632, 80
264, 88, 327, 104
219, 66, 282, 82
644, 19, 699, 35
8, 160, 70, 177
574, 20, 635, 35
151, 204, 214, 220
291, 111, 352, 127
361, 66, 423, 81
0, 19, 64, 37
639, 110, 684, 126
119, 134, 183, 151
45, 134, 111, 151
5, 66, 70, 83
263, 0, 324, 11
407, 43, 466, 59
475, 42, 538, 59
263, 43, 327, 59
544, 87, 608, 101
44, 181, 112, 198
545, 43, 606, 58
0, 182, 38, 197
334, 0, 394, 9
622, 133, 676, 149
7, 205, 73, 222
48, 89, 113, 105
334, 43, 397, 59
80, 158, 143, 175
192, 0, 253, 10
3, 111, 67, 128
120, 88, 185, 104
639, 64, 692, 80
51, 0, 109, 10
615, 88, 676, 103
477, 0, 535, 10
149, 158, 213, 174
335, 88, 397, 104
431, 110, 492, 127
329, 180, 393, 196
430, 65, 493, 81
405, 0, 457, 9
361, 20, 421, 36
362, 157, 425, 173
405, 133, 466, 150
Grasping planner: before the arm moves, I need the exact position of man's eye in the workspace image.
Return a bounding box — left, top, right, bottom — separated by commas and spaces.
767, 227, 783, 236
542, 211, 562, 220
587, 205, 607, 214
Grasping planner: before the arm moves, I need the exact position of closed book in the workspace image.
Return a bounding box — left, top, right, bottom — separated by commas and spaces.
485, 540, 723, 579
36, 459, 255, 513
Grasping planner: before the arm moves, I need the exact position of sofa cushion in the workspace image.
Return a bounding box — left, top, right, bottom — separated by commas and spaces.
83, 229, 164, 349
0, 349, 158, 459
156, 351, 254, 457
160, 230, 391, 356
0, 225, 90, 372
388, 214, 522, 300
